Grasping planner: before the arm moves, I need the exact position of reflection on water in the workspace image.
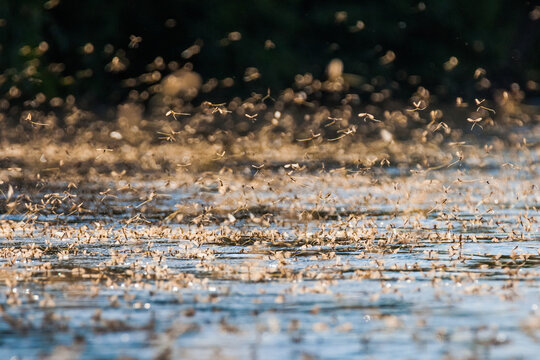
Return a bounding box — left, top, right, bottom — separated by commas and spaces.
0, 155, 539, 359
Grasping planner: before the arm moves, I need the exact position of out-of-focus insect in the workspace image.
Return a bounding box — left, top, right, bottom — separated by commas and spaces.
297, 130, 321, 142
325, 117, 345, 127
329, 126, 357, 141
358, 113, 381, 122
432, 121, 450, 132
245, 113, 258, 122
157, 127, 180, 142
24, 113, 48, 127
455, 97, 468, 107
202, 102, 231, 115
128, 35, 142, 48
407, 101, 427, 112
475, 99, 495, 114
261, 88, 275, 103
165, 110, 190, 121
213, 151, 226, 160
467, 117, 483, 130
96, 148, 114, 159
252, 163, 265, 175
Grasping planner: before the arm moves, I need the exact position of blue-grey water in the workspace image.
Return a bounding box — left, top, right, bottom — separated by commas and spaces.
0, 148, 539, 359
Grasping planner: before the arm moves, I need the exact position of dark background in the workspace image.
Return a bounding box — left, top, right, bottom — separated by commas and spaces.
1, 0, 539, 113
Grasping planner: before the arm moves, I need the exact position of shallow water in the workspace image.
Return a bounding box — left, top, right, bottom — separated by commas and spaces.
0, 152, 539, 359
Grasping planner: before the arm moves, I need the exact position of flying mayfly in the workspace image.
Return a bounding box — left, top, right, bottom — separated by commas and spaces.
358, 113, 381, 122
475, 99, 496, 114
407, 101, 427, 112
467, 117, 484, 130
202, 102, 232, 115
24, 113, 48, 127
165, 110, 190, 121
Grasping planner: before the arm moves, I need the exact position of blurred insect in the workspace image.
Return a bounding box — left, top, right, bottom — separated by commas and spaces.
67, 202, 88, 216
165, 110, 190, 121
325, 117, 345, 127
407, 101, 427, 112
475, 99, 496, 114
455, 97, 468, 107
252, 163, 265, 175
327, 134, 344, 142
284, 163, 306, 173
0, 185, 14, 201
432, 121, 450, 132
128, 35, 143, 48
358, 113, 381, 122
202, 102, 231, 114
99, 189, 118, 202
261, 88, 275, 103
474, 68, 486, 79
448, 141, 467, 147
96, 148, 114, 160
328, 126, 357, 141
502, 163, 521, 170
245, 113, 258, 122
338, 126, 357, 135
135, 192, 157, 208
467, 117, 483, 130
24, 113, 48, 127
297, 130, 321, 142
213, 151, 226, 160
157, 127, 180, 142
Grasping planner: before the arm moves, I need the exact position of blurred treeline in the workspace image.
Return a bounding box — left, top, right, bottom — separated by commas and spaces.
1, 0, 539, 114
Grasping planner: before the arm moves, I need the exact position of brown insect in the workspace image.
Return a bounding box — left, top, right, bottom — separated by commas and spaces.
467, 117, 483, 130
475, 99, 495, 114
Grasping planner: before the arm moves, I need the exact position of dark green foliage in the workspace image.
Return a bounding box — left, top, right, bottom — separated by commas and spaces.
0, 0, 539, 109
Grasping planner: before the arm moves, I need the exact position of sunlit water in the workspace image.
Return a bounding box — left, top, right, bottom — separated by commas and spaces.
0, 151, 539, 359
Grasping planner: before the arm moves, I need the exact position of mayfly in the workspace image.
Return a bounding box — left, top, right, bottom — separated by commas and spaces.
245, 113, 258, 122
96, 148, 114, 160
328, 126, 356, 141
455, 97, 468, 107
165, 110, 190, 121
157, 127, 180, 142
337, 126, 357, 135
431, 121, 450, 132
407, 101, 427, 112
467, 117, 483, 130
213, 151, 226, 160
261, 88, 275, 103
475, 99, 496, 114
297, 130, 321, 142
128, 35, 143, 48
24, 113, 48, 127
99, 189, 118, 202
358, 113, 381, 122
202, 102, 231, 115
325, 117, 345, 127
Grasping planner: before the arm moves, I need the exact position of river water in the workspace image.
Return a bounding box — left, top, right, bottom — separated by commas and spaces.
0, 148, 539, 359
